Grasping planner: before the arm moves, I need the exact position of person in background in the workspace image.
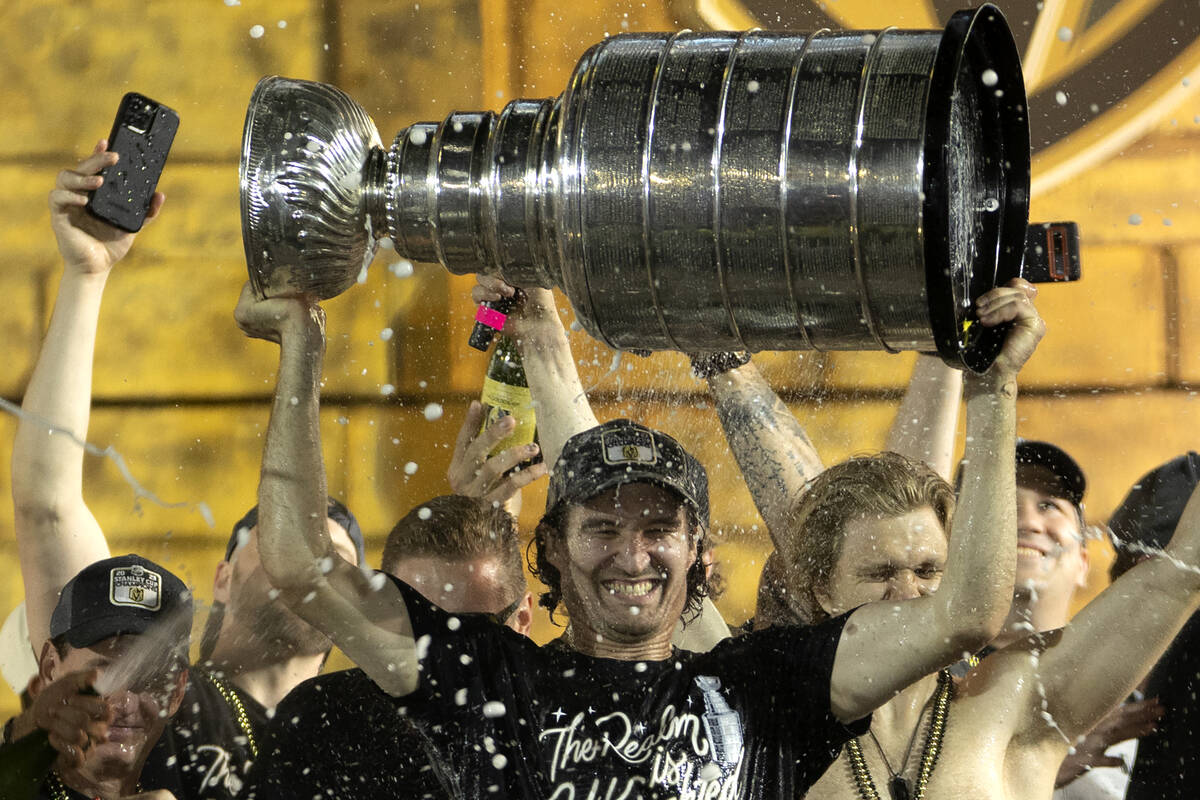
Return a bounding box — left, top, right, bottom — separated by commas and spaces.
1111, 454, 1200, 800
0, 555, 192, 800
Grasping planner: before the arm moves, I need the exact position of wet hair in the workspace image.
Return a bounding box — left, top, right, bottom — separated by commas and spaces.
382, 495, 526, 600
529, 493, 710, 627
785, 452, 956, 625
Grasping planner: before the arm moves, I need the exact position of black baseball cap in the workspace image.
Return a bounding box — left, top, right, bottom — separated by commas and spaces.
1015, 439, 1087, 507
1109, 452, 1200, 579
546, 420, 709, 528
50, 554, 193, 651
228, 496, 365, 564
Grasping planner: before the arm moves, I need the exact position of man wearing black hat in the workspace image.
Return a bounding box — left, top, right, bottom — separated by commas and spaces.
10, 144, 364, 799
0, 555, 192, 799
1108, 454, 1200, 800
233, 265, 1035, 797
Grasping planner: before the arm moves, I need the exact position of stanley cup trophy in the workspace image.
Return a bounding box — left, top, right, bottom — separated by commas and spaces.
241, 4, 1055, 372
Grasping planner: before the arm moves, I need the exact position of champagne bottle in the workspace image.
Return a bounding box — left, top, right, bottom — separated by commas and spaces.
0, 728, 58, 799
479, 336, 540, 464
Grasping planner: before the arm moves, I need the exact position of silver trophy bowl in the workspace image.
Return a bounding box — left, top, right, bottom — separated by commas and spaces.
240, 4, 1031, 371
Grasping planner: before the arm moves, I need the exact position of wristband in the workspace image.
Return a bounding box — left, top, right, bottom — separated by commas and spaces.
689, 351, 751, 380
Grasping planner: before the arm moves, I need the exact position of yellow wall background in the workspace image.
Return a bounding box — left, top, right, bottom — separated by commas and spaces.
0, 0, 1198, 721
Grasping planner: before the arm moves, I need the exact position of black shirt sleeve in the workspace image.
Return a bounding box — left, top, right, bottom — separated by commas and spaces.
696, 611, 870, 793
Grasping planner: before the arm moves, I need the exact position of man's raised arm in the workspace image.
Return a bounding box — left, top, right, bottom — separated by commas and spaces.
829, 279, 1043, 723
703, 359, 825, 557
12, 142, 163, 648
884, 354, 963, 481
704, 351, 961, 564
233, 285, 417, 696
1031, 470, 1200, 744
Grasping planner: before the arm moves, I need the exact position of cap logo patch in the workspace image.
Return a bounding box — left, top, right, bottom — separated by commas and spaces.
602, 428, 657, 466
109, 566, 162, 611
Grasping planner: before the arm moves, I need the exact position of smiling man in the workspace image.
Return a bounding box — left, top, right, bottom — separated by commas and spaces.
231, 268, 1038, 797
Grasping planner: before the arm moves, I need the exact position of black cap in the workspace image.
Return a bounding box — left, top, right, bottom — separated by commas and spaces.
1015, 439, 1087, 507
546, 420, 709, 528
228, 496, 366, 564
50, 555, 193, 651
1109, 453, 1200, 579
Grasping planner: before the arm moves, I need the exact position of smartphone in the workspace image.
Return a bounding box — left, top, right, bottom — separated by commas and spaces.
86, 92, 179, 233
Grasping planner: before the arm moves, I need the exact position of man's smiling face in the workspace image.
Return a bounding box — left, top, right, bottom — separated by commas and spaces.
549, 482, 697, 646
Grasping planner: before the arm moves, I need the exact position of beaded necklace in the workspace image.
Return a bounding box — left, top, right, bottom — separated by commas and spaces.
845, 670, 953, 800
205, 672, 259, 758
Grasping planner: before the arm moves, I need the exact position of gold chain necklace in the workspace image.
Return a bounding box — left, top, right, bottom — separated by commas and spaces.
846, 670, 953, 800
47, 771, 140, 800
205, 672, 259, 758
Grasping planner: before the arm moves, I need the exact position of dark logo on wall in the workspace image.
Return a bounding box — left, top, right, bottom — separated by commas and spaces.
679, 0, 1200, 194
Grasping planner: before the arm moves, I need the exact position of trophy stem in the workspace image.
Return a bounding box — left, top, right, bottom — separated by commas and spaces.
382, 99, 562, 290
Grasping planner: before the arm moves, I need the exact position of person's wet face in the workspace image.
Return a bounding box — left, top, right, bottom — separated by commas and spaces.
47, 635, 186, 777
389, 555, 534, 636
548, 482, 697, 645
218, 519, 358, 656
817, 506, 948, 616
1015, 464, 1088, 595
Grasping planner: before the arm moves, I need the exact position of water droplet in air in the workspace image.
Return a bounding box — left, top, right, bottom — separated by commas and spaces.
424, 403, 444, 421
249, 24, 265, 38
981, 69, 998, 87
381, 384, 395, 396
1054, 91, 1068, 106
409, 128, 428, 146
418, 506, 433, 520
1057, 26, 1072, 42
746, 80, 760, 93
1128, 214, 1143, 225
404, 461, 418, 475
483, 701, 507, 718
389, 259, 414, 278
380, 327, 394, 341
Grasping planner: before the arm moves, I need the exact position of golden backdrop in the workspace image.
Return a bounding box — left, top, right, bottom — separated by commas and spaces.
0, 0, 1198, 721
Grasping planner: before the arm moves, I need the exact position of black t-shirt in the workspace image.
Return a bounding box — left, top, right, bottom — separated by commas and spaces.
391, 576, 867, 799
1126, 611, 1200, 799
246, 668, 453, 800
140, 667, 268, 798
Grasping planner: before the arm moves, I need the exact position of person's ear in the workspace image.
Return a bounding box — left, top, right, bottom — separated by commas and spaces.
1075, 540, 1091, 590
510, 592, 534, 638
35, 640, 61, 695
814, 587, 838, 617
541, 522, 566, 573
166, 666, 189, 716
212, 560, 233, 605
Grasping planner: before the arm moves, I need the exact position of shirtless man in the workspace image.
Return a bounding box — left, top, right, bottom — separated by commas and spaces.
711, 280, 1199, 799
